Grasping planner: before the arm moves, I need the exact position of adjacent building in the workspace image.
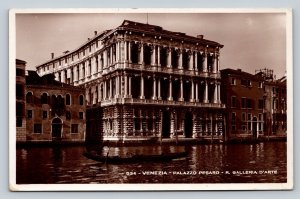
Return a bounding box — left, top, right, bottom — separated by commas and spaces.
256, 69, 287, 137
221, 68, 265, 140
24, 70, 86, 143
36, 20, 226, 143
16, 59, 26, 142
221, 68, 287, 141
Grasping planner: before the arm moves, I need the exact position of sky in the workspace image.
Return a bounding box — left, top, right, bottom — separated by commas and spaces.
15, 12, 287, 78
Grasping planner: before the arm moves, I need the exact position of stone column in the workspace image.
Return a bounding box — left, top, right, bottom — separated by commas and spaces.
217, 54, 220, 72
214, 83, 218, 103
152, 76, 157, 100
61, 70, 65, 83
168, 78, 173, 101
116, 41, 120, 62
98, 84, 102, 102
103, 50, 107, 69
157, 46, 161, 66
218, 83, 221, 103
178, 49, 183, 69
74, 65, 78, 82
189, 51, 193, 70
179, 78, 184, 101
124, 41, 128, 63
104, 80, 107, 100
128, 75, 132, 98
167, 48, 172, 68
128, 41, 132, 63
195, 82, 199, 102
190, 80, 195, 102
139, 43, 144, 65
151, 45, 155, 66
115, 75, 119, 98
195, 52, 198, 71
140, 75, 145, 99
158, 78, 161, 100
204, 80, 208, 103
124, 74, 128, 98
203, 51, 207, 72
110, 45, 113, 65
213, 53, 217, 73
109, 78, 112, 99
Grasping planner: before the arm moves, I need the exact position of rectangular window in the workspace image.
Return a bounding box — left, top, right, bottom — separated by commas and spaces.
16, 117, 22, 127
241, 97, 246, 109
34, 124, 42, 134
242, 125, 247, 131
42, 111, 47, 119
259, 114, 262, 121
247, 113, 252, 121
231, 96, 236, 108
16, 84, 24, 99
27, 110, 32, 119
241, 79, 247, 86
248, 122, 252, 131
232, 112, 236, 121
241, 79, 251, 86
258, 82, 263, 88
247, 98, 252, 109
231, 78, 236, 85
242, 112, 246, 121
79, 112, 84, 119
16, 68, 24, 76
65, 58, 67, 63
71, 124, 78, 134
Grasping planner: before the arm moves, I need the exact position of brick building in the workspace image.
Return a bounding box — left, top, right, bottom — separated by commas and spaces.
16, 59, 26, 142
221, 68, 265, 140
24, 71, 86, 143
36, 20, 226, 143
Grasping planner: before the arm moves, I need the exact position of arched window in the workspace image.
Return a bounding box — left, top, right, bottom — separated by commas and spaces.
79, 95, 84, 105
41, 93, 48, 104
66, 94, 71, 105
26, 92, 33, 103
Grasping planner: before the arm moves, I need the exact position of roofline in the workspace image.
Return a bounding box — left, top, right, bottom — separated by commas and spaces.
36, 19, 223, 69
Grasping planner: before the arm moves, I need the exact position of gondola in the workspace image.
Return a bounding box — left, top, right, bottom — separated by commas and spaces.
83, 150, 188, 164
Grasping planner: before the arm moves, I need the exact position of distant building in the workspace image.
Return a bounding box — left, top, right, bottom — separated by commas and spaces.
221, 68, 265, 140
24, 70, 86, 143
16, 59, 26, 142
255, 69, 287, 136
35, 20, 226, 143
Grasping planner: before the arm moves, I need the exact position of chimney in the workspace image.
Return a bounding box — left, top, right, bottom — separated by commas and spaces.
197, 35, 204, 39
237, 69, 242, 72
88, 38, 90, 41
94, 31, 97, 35
51, 53, 54, 59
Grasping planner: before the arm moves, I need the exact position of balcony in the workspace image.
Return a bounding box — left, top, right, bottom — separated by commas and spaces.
100, 97, 225, 108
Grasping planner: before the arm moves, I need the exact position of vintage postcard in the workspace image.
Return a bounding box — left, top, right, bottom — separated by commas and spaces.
9, 8, 293, 191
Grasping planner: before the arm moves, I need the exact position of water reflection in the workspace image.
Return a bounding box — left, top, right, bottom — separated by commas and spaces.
16, 142, 287, 184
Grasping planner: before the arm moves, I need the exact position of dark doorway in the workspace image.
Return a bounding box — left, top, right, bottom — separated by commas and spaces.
162, 111, 171, 138
52, 118, 62, 139
252, 117, 258, 138
184, 112, 193, 138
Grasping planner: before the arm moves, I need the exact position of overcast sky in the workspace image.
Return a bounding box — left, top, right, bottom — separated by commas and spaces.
16, 12, 287, 78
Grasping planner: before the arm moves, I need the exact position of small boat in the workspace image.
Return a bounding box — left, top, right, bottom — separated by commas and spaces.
83, 150, 188, 164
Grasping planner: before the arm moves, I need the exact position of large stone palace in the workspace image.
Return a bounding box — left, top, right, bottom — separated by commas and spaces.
36, 20, 226, 143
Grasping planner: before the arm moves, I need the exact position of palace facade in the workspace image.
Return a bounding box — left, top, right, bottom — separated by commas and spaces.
36, 20, 226, 143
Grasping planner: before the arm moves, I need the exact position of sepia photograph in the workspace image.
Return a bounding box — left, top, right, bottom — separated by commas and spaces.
9, 8, 293, 191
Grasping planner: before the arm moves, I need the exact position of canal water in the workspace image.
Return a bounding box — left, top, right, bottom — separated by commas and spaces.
16, 142, 287, 184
